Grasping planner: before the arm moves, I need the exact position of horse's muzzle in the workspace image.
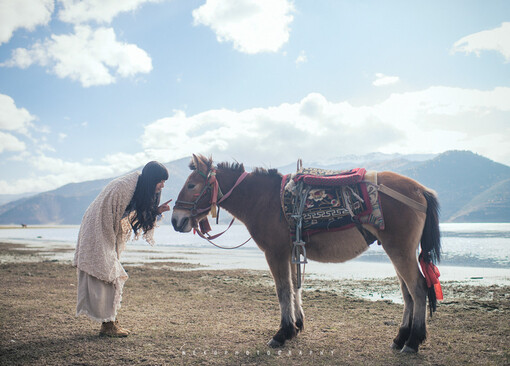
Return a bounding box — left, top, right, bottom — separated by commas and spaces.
171, 210, 193, 232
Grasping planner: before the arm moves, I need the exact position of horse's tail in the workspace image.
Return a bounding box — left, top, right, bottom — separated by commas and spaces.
419, 189, 442, 315
420, 190, 441, 264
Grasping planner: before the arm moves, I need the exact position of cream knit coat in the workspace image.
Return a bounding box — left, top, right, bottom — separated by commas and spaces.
73, 171, 155, 311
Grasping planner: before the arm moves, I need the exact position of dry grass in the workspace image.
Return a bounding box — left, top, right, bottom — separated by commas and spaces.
0, 243, 509, 365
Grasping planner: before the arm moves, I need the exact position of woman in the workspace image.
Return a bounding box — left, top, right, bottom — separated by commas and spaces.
73, 161, 171, 337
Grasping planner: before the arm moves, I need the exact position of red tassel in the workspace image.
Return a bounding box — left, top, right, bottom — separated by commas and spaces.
434, 283, 443, 301
419, 257, 443, 301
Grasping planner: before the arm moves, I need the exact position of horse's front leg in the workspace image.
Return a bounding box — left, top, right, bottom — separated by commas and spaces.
265, 249, 298, 348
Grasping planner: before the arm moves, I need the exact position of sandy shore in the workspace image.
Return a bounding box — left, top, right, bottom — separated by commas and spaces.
0, 242, 509, 365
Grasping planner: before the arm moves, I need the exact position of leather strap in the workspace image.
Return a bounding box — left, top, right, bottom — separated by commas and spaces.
377, 184, 427, 213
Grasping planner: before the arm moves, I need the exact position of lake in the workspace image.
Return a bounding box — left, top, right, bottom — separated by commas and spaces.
1, 222, 509, 286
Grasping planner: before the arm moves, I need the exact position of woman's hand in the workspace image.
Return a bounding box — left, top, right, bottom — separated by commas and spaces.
158, 199, 172, 214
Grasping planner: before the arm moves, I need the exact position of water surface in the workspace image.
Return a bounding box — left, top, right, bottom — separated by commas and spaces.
1, 223, 509, 286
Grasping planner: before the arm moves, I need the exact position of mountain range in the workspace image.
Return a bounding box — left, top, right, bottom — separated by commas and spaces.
1, 150, 509, 225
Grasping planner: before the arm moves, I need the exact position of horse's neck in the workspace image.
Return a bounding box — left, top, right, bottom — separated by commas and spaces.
217, 169, 246, 218
217, 170, 279, 224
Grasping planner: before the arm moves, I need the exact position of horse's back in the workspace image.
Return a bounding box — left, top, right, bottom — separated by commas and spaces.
377, 171, 434, 200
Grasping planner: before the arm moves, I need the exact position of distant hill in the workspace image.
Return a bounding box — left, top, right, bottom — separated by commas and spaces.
0, 151, 509, 225
398, 150, 510, 221
448, 178, 510, 222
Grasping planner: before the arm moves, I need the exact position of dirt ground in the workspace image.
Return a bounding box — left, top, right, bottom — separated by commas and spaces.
0, 242, 509, 365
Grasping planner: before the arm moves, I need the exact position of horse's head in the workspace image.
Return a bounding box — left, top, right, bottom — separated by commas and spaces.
172, 154, 215, 232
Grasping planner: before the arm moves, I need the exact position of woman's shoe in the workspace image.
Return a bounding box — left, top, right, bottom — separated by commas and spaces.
114, 320, 131, 334
99, 321, 129, 337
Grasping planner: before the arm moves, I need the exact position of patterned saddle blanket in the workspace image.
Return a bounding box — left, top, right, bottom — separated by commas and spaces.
280, 167, 385, 237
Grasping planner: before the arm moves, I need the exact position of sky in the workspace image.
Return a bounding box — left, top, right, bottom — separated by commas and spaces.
0, 0, 509, 195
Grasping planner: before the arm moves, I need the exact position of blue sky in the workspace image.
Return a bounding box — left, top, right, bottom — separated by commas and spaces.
1, 0, 509, 194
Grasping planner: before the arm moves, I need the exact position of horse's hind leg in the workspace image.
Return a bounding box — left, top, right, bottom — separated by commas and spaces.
265, 250, 298, 348
391, 276, 414, 351
290, 262, 305, 333
386, 247, 428, 353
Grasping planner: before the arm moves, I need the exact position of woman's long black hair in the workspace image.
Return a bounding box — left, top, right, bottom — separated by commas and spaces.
130, 161, 169, 236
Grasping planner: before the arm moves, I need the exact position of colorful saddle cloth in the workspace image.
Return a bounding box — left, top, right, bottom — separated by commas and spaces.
281, 167, 385, 237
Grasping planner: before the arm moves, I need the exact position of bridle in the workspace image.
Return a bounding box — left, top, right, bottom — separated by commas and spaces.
174, 166, 251, 249
174, 168, 218, 218
174, 166, 249, 219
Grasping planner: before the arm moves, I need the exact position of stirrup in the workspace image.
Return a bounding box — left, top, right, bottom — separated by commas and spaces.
292, 240, 308, 265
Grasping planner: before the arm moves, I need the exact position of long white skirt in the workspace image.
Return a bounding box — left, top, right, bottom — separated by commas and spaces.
76, 269, 120, 323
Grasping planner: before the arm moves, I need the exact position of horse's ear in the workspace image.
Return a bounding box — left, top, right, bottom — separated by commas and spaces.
191, 154, 209, 175
191, 154, 199, 171
196, 155, 209, 175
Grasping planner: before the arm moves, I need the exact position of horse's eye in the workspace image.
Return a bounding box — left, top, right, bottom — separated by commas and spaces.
187, 183, 196, 190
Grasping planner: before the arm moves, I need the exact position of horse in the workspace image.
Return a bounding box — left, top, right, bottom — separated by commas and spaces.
171, 154, 441, 353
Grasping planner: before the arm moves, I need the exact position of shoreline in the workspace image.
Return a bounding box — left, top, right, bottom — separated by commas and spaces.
1, 237, 509, 288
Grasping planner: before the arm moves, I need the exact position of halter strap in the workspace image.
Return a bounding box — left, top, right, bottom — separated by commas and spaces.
218, 172, 249, 204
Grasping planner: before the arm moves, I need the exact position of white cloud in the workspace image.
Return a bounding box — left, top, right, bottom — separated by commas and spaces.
373, 73, 400, 86
101, 151, 152, 173
0, 94, 36, 134
0, 153, 138, 194
0, 131, 26, 153
295, 50, 307, 65
139, 95, 399, 166
452, 22, 510, 61
140, 86, 510, 167
0, 0, 54, 45
58, 0, 161, 24
2, 25, 153, 87
192, 0, 295, 54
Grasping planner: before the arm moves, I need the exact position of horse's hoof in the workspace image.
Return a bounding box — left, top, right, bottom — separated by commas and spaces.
295, 319, 304, 333
401, 345, 418, 353
267, 338, 284, 348
390, 342, 402, 351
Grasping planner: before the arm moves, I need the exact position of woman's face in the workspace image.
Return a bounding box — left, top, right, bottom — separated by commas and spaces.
155, 180, 166, 193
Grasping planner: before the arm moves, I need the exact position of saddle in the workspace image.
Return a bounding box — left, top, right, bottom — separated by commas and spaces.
280, 166, 385, 237
293, 167, 366, 186
280, 164, 386, 289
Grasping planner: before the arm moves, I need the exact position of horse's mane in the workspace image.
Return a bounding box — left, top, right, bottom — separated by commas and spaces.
189, 155, 282, 181
217, 161, 245, 172
217, 163, 282, 180
253, 167, 282, 179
